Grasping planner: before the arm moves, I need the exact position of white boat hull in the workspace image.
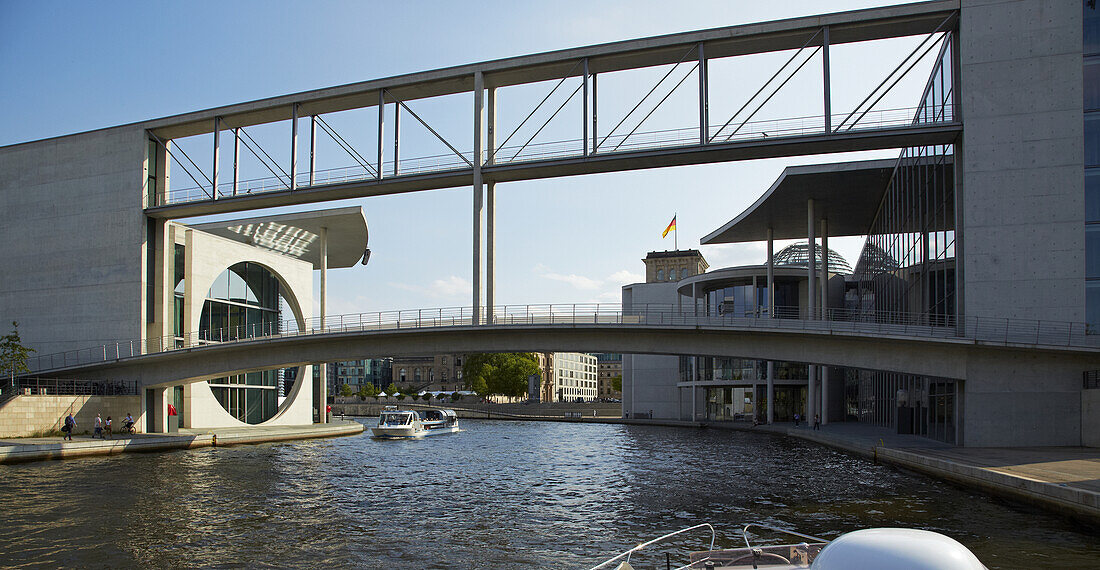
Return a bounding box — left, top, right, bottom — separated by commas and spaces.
371, 425, 460, 438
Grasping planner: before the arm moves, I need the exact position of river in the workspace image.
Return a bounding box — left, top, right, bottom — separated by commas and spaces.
0, 419, 1096, 568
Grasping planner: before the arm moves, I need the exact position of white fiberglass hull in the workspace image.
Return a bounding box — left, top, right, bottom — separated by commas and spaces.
371, 425, 460, 438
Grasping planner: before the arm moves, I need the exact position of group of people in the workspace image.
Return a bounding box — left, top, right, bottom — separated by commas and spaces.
792, 413, 822, 430
60, 412, 135, 440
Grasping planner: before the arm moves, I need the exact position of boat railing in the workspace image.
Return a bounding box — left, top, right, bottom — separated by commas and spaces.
588, 523, 715, 570
740, 523, 828, 548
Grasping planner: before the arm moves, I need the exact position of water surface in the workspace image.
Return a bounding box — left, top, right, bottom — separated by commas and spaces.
0, 420, 1096, 568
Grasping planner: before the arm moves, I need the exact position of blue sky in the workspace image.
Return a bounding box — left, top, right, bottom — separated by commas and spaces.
1, 0, 934, 316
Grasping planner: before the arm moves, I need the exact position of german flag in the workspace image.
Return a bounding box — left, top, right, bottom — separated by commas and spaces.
662, 215, 677, 238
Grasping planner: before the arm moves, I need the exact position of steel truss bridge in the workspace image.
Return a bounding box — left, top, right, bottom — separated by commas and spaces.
142, 2, 962, 324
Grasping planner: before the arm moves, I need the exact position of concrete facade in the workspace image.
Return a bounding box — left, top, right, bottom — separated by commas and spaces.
0, 126, 148, 354
959, 0, 1084, 322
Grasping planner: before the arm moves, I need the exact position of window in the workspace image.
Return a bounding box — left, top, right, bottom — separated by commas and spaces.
681, 268, 688, 279
656, 269, 664, 281
399, 368, 407, 382
414, 368, 422, 382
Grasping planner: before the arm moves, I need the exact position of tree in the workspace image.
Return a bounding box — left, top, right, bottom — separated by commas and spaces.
339, 383, 354, 398
462, 353, 540, 398
1, 321, 34, 381
385, 382, 398, 396
611, 375, 622, 392
357, 384, 374, 401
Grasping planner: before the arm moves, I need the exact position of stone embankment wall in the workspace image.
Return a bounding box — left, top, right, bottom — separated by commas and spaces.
0, 395, 142, 437
332, 398, 622, 420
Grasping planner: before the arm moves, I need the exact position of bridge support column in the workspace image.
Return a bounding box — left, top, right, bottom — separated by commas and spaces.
807, 364, 815, 426
766, 361, 774, 424
821, 218, 829, 319
486, 85, 496, 325
318, 226, 328, 424
821, 365, 829, 425
807, 199, 816, 320
767, 228, 774, 317
472, 71, 484, 325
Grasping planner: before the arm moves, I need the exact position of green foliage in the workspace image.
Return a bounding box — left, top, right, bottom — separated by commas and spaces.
357, 384, 374, 401
385, 382, 398, 396
395, 393, 406, 401
339, 383, 354, 398
611, 375, 622, 392
436, 392, 449, 400
1, 321, 34, 378
451, 392, 462, 402
462, 353, 540, 398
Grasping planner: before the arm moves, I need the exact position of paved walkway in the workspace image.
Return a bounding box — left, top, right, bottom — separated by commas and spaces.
0, 420, 364, 463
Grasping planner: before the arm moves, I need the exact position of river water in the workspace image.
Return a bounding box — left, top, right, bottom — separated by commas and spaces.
1, 419, 1096, 568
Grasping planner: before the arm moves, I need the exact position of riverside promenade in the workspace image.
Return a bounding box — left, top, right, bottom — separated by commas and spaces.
0, 420, 364, 464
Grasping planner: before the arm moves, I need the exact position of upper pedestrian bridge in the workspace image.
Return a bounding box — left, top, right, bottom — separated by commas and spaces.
27, 304, 1100, 387
143, 1, 960, 219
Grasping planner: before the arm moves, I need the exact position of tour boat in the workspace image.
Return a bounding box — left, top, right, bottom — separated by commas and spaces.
589, 523, 986, 570
371, 407, 460, 438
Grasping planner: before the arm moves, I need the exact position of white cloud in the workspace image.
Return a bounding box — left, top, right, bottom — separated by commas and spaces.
388, 275, 472, 300
533, 265, 643, 298
607, 269, 643, 285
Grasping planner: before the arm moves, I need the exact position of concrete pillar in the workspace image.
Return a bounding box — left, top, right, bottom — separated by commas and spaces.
807, 364, 815, 425
486, 86, 496, 324
807, 199, 816, 320
767, 228, 774, 317
212, 117, 220, 199
821, 365, 829, 425
766, 360, 775, 424
318, 226, 328, 424
472, 71, 484, 325
821, 218, 828, 319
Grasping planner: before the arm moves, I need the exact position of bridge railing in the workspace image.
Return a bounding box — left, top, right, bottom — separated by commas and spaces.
23, 302, 1099, 373
159, 105, 952, 206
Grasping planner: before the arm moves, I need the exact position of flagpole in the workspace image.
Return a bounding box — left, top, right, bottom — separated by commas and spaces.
674, 212, 678, 250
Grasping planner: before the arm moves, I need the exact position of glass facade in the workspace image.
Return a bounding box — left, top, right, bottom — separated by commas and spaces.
851, 35, 957, 326
201, 262, 287, 424
1087, 2, 1100, 330
199, 262, 282, 342
842, 369, 957, 444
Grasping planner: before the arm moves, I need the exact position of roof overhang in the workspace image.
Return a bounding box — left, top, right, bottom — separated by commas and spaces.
189, 206, 368, 269
701, 158, 901, 245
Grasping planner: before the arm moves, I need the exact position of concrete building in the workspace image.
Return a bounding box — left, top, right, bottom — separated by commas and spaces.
391, 354, 464, 393
594, 353, 622, 400
623, 1, 1100, 446
643, 250, 709, 283
552, 352, 598, 402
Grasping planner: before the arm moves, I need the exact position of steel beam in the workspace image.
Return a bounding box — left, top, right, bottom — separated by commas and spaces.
290, 104, 298, 190
591, 73, 598, 154
583, 58, 589, 156
698, 42, 708, 145
823, 26, 832, 133
232, 127, 239, 196
309, 115, 316, 186
212, 117, 220, 200
377, 91, 385, 180
393, 101, 401, 176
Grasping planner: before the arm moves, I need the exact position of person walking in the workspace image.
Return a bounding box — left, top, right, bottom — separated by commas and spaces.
813, 414, 821, 431
104, 416, 112, 439
62, 412, 76, 441
93, 413, 103, 439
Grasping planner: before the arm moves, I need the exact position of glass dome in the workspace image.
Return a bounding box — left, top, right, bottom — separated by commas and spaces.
773, 242, 853, 274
